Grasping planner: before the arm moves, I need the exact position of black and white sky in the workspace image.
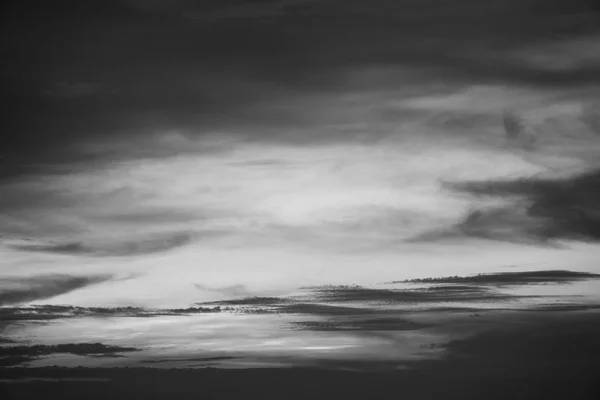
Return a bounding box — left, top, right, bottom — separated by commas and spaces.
1, 0, 600, 369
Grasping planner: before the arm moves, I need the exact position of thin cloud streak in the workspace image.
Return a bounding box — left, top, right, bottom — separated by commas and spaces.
9, 231, 198, 258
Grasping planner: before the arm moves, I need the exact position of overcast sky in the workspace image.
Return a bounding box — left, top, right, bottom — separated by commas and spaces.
2, 0, 600, 310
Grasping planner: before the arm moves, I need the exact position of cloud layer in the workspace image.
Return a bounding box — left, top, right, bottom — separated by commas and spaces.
0, 274, 115, 306
419, 167, 600, 244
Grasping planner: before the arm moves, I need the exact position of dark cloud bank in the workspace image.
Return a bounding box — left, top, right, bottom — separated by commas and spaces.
413, 167, 600, 245
390, 270, 600, 285
1, 0, 600, 181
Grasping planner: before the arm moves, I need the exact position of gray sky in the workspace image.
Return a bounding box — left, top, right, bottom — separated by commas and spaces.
3, 1, 600, 372
2, 0, 600, 307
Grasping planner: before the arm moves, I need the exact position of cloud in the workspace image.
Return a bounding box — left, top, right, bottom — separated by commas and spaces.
0, 343, 140, 367
582, 100, 600, 134
0, 304, 225, 323
2, 310, 600, 394
193, 269, 600, 319
196, 282, 534, 312
0, 274, 115, 306
193, 284, 253, 298
407, 206, 558, 246
408, 161, 600, 245
277, 303, 376, 316
9, 231, 197, 257
301, 285, 519, 304
2, 0, 600, 185
286, 317, 426, 332
140, 356, 240, 364
6, 268, 594, 328
200, 296, 292, 306
387, 270, 600, 286
437, 167, 600, 244
2, 1, 600, 320
502, 109, 538, 151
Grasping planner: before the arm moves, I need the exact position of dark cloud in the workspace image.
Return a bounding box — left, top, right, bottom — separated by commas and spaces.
278, 303, 377, 316
522, 304, 600, 312
0, 342, 140, 367
0, 274, 115, 306
427, 167, 600, 244
11, 242, 90, 255
200, 296, 292, 306
4, 269, 594, 331
140, 356, 240, 364
197, 283, 538, 315
0, 304, 226, 322
286, 317, 426, 332
582, 100, 600, 134
388, 270, 600, 286
0, 304, 225, 361
502, 109, 538, 151
301, 285, 520, 304
197, 298, 412, 316
9, 231, 197, 257
196, 269, 600, 315
0, 304, 78, 321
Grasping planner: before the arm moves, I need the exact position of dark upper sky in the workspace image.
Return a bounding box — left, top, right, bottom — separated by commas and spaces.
2, 0, 600, 180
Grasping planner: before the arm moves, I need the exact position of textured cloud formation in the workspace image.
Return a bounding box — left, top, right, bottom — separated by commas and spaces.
2, 0, 600, 179
0, 304, 225, 322
0, 274, 115, 306
426, 168, 600, 244
1, 269, 599, 371
0, 343, 140, 367
390, 270, 600, 285
196, 269, 600, 314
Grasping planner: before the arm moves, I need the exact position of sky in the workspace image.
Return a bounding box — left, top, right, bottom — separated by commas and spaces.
2, 0, 600, 369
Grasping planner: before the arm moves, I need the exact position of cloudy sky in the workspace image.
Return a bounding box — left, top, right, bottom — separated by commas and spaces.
2, 0, 600, 369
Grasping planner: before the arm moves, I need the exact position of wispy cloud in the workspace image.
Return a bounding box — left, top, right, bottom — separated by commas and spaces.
387, 270, 600, 286
193, 284, 254, 298
299, 285, 521, 304
0, 304, 225, 322
286, 318, 426, 332
9, 231, 197, 257
0, 274, 115, 306
424, 167, 600, 244
0, 343, 140, 367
